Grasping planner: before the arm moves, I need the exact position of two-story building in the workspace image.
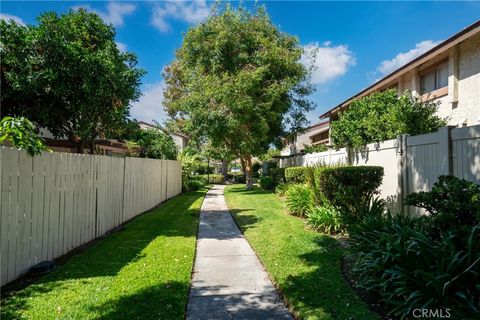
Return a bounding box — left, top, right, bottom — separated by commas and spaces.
280, 120, 329, 156
138, 121, 189, 153
320, 20, 480, 127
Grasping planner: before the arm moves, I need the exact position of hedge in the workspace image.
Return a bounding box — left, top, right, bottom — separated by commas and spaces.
317, 166, 384, 224
285, 167, 309, 184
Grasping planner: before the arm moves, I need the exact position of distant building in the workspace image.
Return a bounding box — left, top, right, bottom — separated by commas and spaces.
138, 121, 189, 152
280, 121, 329, 156
320, 20, 480, 128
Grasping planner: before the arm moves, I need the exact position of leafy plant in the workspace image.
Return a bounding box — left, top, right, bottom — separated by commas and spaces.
303, 143, 327, 154
259, 175, 276, 190
275, 183, 290, 197
306, 205, 343, 234
137, 129, 178, 160
284, 184, 314, 217
0, 116, 50, 156
330, 89, 446, 149
318, 166, 384, 225
405, 175, 480, 242
285, 166, 309, 184
350, 218, 480, 319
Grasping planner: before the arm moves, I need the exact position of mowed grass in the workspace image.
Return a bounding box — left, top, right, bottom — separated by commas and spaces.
224, 185, 377, 320
1, 189, 207, 320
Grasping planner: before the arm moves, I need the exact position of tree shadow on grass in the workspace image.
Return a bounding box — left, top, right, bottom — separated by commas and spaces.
279, 235, 378, 319
0, 190, 206, 320
228, 186, 271, 196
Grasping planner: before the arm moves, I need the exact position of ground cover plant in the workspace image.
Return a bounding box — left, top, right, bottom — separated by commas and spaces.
224, 185, 377, 319
1, 189, 207, 320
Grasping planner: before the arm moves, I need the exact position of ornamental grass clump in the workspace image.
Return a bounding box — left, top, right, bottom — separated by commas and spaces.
284, 184, 314, 217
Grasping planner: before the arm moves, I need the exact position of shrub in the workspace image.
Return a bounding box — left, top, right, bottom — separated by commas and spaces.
259, 175, 276, 190
198, 174, 224, 184
252, 162, 262, 178
318, 166, 384, 224
405, 175, 480, 242
284, 184, 314, 217
227, 172, 246, 183
303, 143, 327, 154
307, 205, 343, 234
275, 183, 290, 197
350, 216, 480, 319
285, 167, 309, 184
182, 176, 207, 191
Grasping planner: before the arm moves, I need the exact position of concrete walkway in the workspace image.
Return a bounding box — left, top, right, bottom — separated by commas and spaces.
186, 185, 292, 320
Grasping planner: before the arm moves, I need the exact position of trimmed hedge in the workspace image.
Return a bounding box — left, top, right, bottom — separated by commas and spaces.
285, 167, 309, 184
318, 166, 384, 224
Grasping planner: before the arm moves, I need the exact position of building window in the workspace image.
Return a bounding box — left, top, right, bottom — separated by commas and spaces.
420, 63, 448, 94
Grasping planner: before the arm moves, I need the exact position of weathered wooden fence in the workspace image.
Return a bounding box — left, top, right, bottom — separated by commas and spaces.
0, 148, 182, 286
279, 125, 480, 214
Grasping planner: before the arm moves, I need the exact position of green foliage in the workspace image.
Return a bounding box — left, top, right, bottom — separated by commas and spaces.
0, 116, 50, 156
274, 183, 290, 197
405, 175, 480, 242
350, 214, 480, 319
318, 166, 384, 225
227, 172, 246, 184
285, 166, 309, 184
163, 5, 314, 187
303, 144, 328, 154
183, 176, 207, 191
198, 174, 224, 184
306, 205, 343, 235
284, 184, 315, 217
259, 175, 276, 190
136, 129, 178, 160
1, 9, 144, 152
330, 89, 447, 149
258, 148, 281, 162
259, 166, 285, 190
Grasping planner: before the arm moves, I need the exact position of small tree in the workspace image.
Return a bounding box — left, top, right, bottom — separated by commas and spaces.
164, 5, 314, 188
330, 89, 446, 149
137, 129, 178, 160
1, 9, 144, 153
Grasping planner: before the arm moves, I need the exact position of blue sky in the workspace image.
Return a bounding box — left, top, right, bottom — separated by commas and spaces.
2, 1, 479, 125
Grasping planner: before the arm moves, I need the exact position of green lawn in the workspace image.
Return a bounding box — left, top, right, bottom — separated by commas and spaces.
224, 185, 377, 320
1, 189, 207, 320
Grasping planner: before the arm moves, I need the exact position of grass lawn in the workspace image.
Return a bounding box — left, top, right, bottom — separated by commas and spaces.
1, 189, 207, 320
224, 185, 377, 320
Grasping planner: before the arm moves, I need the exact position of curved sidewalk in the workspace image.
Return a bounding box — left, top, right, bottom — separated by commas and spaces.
186, 185, 292, 320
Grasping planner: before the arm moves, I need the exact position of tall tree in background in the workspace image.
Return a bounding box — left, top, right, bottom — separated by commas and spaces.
330, 89, 447, 149
0, 9, 144, 153
164, 5, 314, 188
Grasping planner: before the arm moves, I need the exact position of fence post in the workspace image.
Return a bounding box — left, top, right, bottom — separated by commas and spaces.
438, 126, 454, 176
397, 134, 409, 214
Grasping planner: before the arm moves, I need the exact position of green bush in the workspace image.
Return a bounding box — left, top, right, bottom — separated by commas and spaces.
318, 166, 384, 224
275, 183, 290, 197
405, 175, 480, 243
252, 162, 262, 178
350, 215, 480, 319
198, 174, 224, 184
259, 175, 275, 190
183, 176, 207, 191
306, 205, 343, 234
285, 167, 309, 184
227, 172, 246, 183
303, 144, 327, 154
284, 184, 314, 217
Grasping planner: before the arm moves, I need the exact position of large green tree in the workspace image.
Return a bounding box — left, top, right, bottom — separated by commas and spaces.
163, 5, 314, 188
1, 9, 144, 153
330, 89, 447, 149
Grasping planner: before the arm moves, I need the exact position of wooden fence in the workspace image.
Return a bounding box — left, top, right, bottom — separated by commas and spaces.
279, 124, 480, 214
0, 148, 182, 286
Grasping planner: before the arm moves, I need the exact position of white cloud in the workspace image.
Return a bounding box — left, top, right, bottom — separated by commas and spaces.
72, 2, 136, 27
376, 40, 442, 76
301, 41, 356, 85
116, 41, 127, 52
0, 13, 25, 25
151, 0, 211, 32
130, 82, 168, 123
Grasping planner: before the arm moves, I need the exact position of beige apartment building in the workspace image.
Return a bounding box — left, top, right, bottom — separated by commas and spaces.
280, 121, 329, 156
321, 20, 480, 127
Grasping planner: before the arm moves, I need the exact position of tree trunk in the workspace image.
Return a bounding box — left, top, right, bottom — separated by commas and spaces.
221, 158, 228, 183
76, 140, 85, 154
244, 155, 254, 189
89, 140, 95, 154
